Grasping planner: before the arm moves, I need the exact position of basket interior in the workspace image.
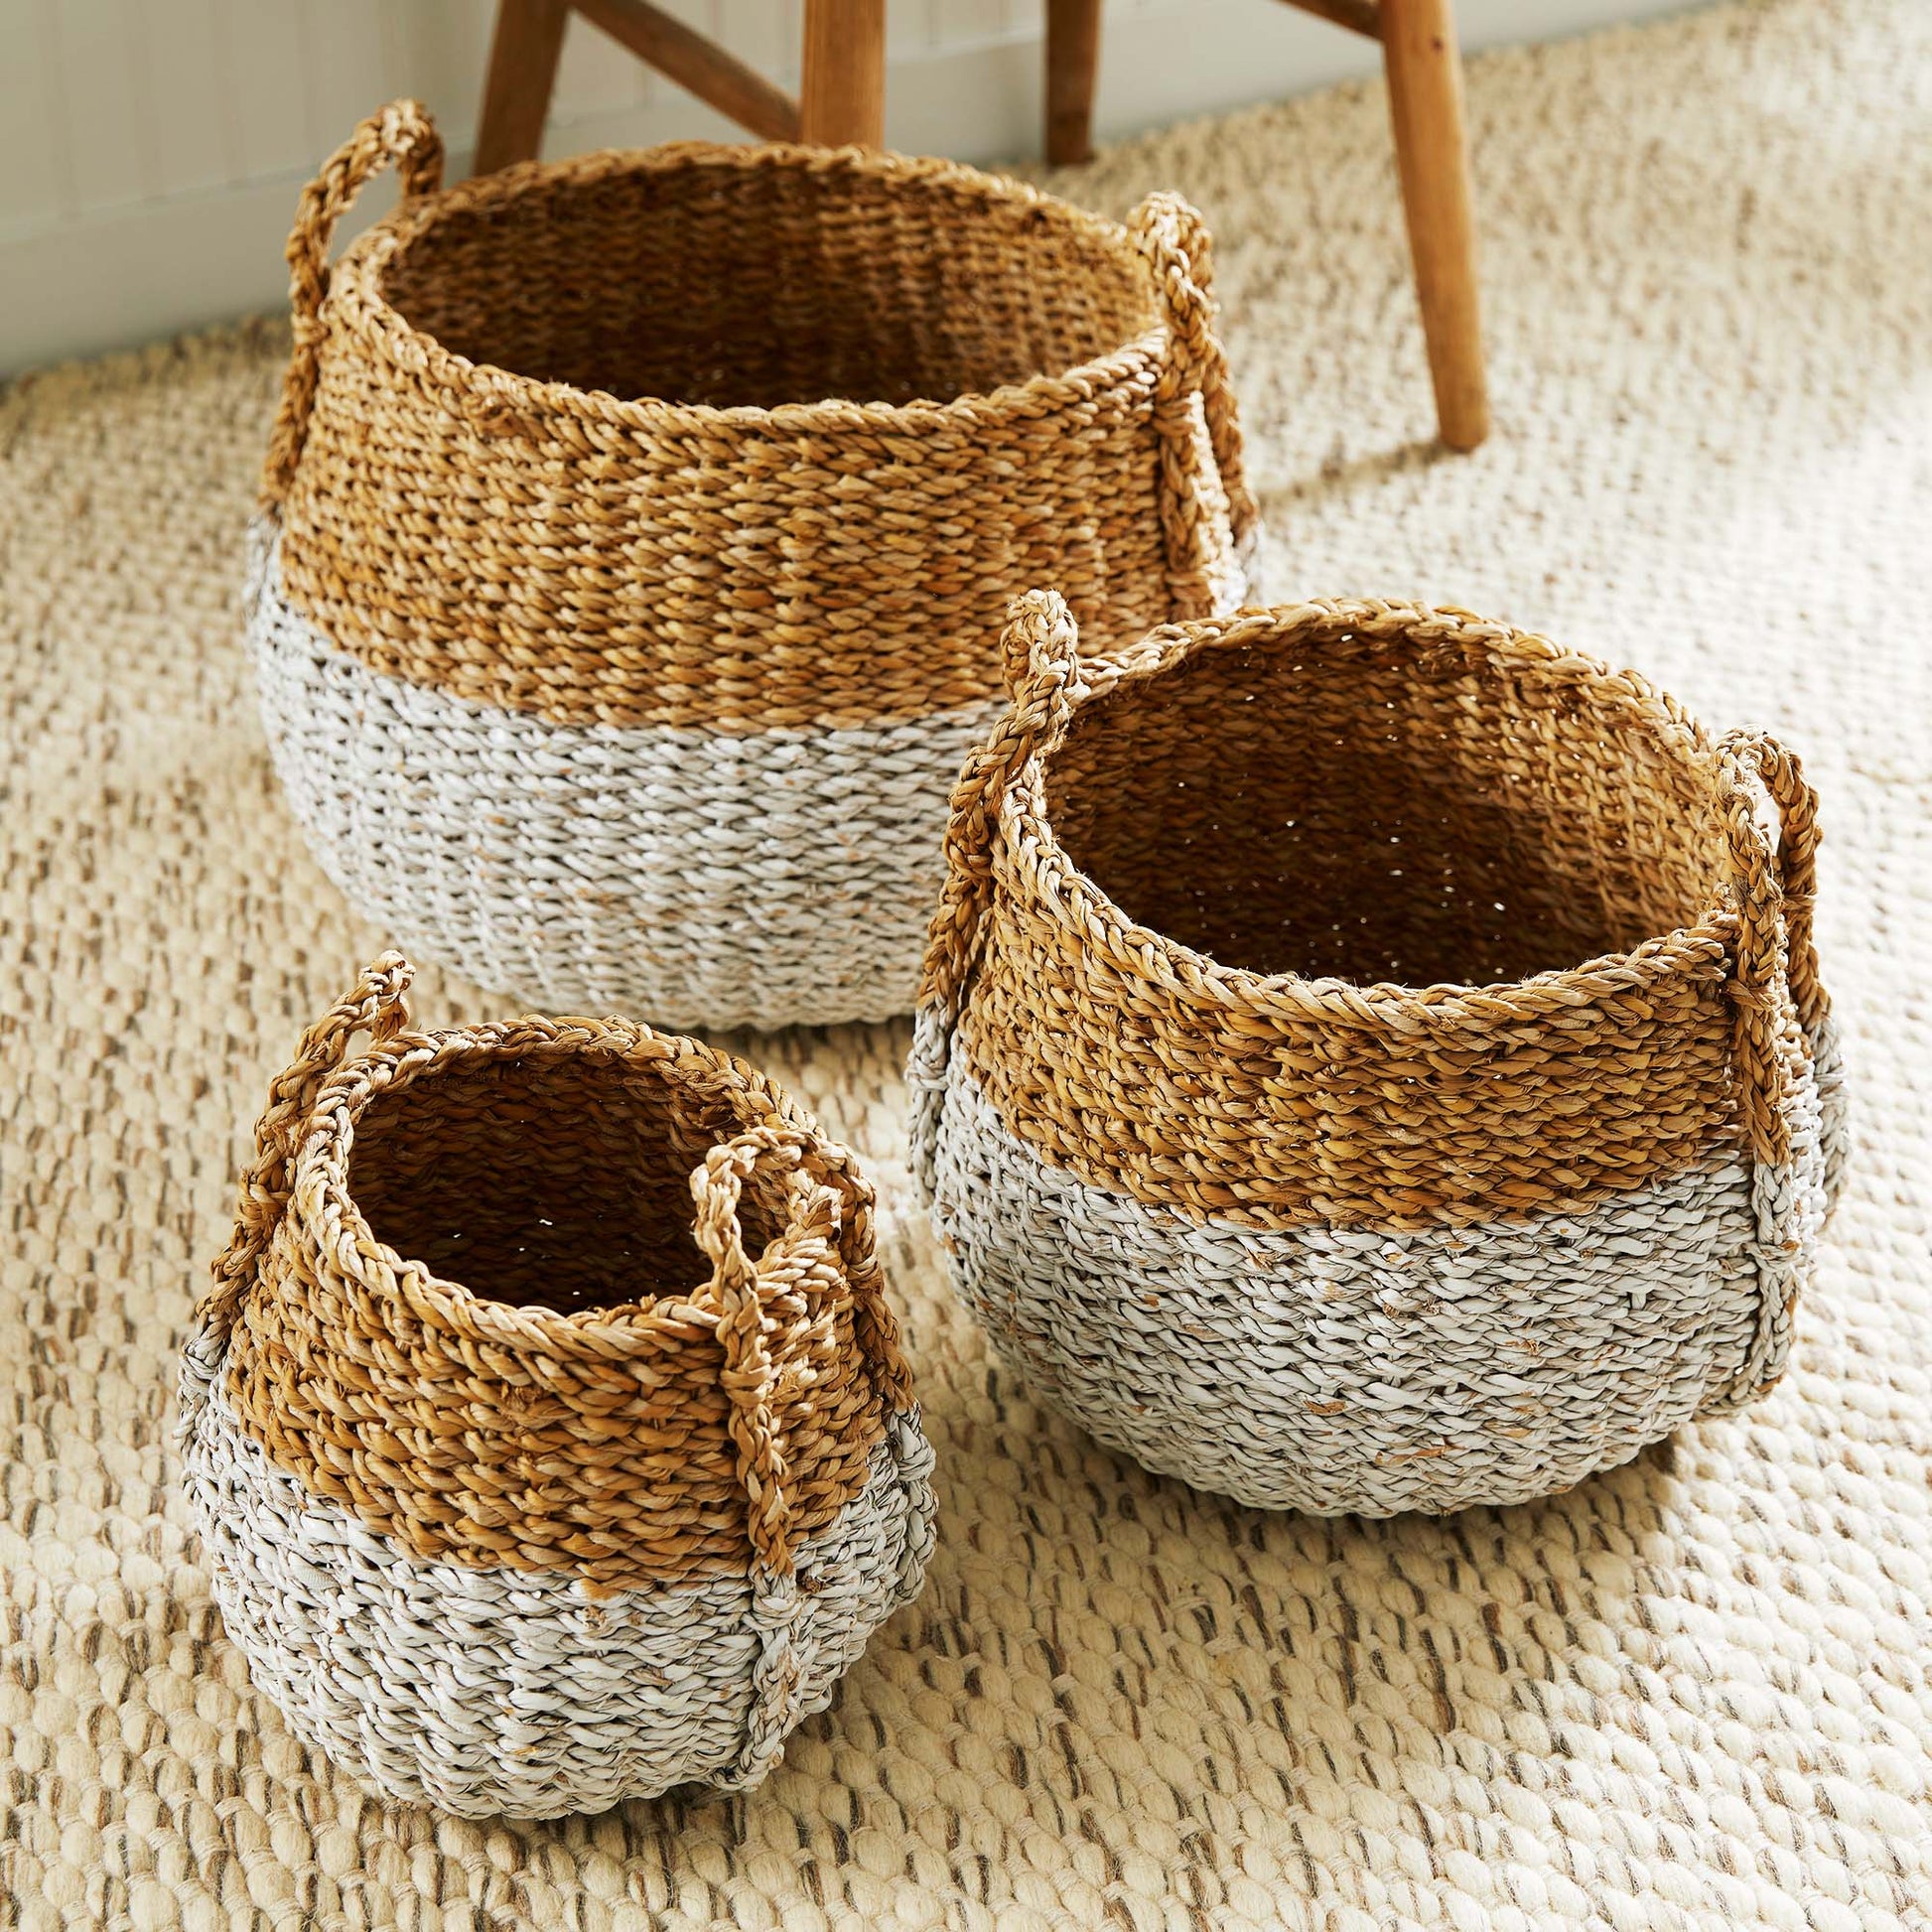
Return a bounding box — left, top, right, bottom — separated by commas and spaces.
346, 1051, 789, 1316
377, 160, 1158, 409
1042, 630, 1725, 989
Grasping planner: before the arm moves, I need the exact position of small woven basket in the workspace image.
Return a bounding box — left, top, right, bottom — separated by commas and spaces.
911, 594, 1849, 1516
250, 100, 1258, 1031
180, 955, 934, 1819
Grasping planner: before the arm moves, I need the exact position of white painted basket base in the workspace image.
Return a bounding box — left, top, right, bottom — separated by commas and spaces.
181, 1364, 937, 1819
246, 525, 1006, 1033
914, 1010, 1839, 1517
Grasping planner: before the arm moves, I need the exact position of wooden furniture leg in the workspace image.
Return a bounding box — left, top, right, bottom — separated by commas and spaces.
1045, 0, 1104, 167
1042, 0, 1488, 450
800, 0, 888, 147
1380, 0, 1488, 449
474, 0, 572, 174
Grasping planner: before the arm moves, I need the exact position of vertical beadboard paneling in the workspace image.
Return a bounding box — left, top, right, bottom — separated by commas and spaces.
142, 0, 236, 199
386, 0, 493, 149
885, 0, 935, 62
217, 0, 313, 183
1004, 0, 1041, 43
52, 0, 148, 211
941, 0, 1016, 51
296, 0, 399, 155
554, 5, 660, 123
717, 0, 797, 84
0, 7, 65, 231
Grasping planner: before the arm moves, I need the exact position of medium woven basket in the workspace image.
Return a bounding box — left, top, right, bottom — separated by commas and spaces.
179, 955, 934, 1819
910, 594, 1849, 1516
249, 100, 1259, 1031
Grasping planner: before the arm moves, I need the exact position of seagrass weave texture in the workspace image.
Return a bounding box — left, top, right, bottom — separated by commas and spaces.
911, 594, 1848, 1515
250, 101, 1258, 1030
178, 955, 935, 1818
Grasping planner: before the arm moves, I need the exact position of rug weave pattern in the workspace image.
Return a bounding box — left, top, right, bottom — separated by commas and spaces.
3, 1, 1930, 1925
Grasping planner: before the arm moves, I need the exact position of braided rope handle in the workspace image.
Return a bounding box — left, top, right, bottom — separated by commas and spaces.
692, 1122, 920, 1787
1718, 732, 1832, 1168
198, 952, 415, 1342
805, 1141, 918, 1419
260, 100, 444, 508
1131, 193, 1261, 615
917, 591, 1083, 1023
691, 1123, 914, 1577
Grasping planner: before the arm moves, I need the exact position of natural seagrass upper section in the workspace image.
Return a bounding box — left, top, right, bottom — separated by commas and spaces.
1047, 619, 1723, 987
378, 152, 1151, 410
942, 600, 1829, 1232
207, 990, 914, 1591
273, 137, 1251, 734
345, 1051, 789, 1318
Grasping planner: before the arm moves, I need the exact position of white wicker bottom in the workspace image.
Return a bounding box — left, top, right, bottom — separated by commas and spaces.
913, 1010, 1843, 1517
245, 526, 1006, 1032
181, 1365, 937, 1819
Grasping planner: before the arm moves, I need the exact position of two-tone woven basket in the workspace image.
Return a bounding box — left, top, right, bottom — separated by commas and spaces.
911, 594, 1849, 1515
180, 955, 935, 1818
250, 100, 1259, 1032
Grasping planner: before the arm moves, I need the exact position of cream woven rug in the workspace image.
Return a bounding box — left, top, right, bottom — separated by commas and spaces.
5, 0, 1930, 1924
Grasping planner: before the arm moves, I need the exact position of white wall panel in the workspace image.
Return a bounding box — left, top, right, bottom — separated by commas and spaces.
143, 0, 236, 198
50, 0, 149, 214
553, 2, 658, 113
0, 0, 1698, 374
0, 5, 66, 229
216, 0, 314, 183
295, 0, 401, 157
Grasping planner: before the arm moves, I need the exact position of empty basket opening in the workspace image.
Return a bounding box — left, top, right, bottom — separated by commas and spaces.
377, 160, 1158, 409
346, 1053, 787, 1315
1043, 633, 1725, 989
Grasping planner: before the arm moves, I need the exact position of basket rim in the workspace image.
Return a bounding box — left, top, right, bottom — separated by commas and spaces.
999, 599, 1743, 1035
327, 139, 1173, 436
280, 1016, 841, 1358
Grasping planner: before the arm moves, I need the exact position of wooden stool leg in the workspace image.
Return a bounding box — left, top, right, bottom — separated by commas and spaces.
1045, 0, 1103, 167
474, 0, 572, 176
1381, 0, 1489, 450
799, 0, 887, 146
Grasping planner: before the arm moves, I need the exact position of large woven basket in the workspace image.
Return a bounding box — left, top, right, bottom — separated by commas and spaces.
910, 594, 1849, 1516
179, 955, 935, 1819
250, 100, 1259, 1031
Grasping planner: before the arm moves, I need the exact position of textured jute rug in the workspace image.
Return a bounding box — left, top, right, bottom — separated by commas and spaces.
4, 0, 1929, 1925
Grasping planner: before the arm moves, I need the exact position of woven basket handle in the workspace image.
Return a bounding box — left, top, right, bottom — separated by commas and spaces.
1719, 733, 1831, 1168
260, 100, 444, 508
1131, 192, 1260, 612
692, 1121, 919, 1789
198, 953, 415, 1338
799, 1138, 918, 1420
917, 591, 1082, 1024
693, 1122, 917, 1577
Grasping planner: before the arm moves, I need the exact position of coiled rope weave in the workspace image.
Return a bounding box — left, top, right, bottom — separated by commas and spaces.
179, 954, 935, 1818
910, 594, 1848, 1515
249, 102, 1259, 1031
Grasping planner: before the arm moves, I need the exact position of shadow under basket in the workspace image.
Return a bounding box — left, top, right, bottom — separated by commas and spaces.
910, 595, 1849, 1516
179, 955, 934, 1819
248, 99, 1258, 1032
